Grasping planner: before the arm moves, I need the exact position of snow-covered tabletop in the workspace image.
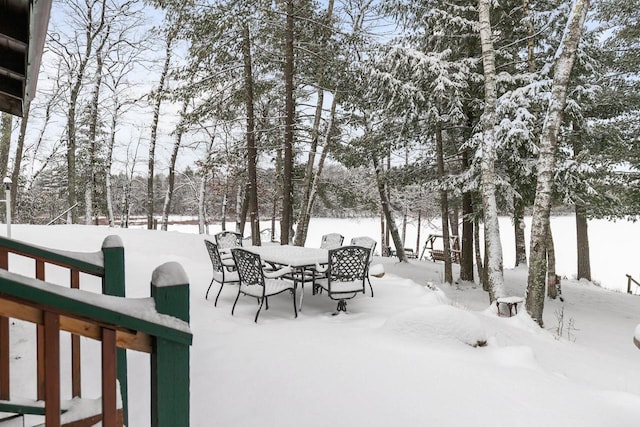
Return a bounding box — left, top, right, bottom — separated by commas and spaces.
243, 245, 328, 268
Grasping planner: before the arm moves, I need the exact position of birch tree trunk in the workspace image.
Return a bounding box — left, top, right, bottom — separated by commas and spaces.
198, 170, 209, 234
147, 35, 173, 229
526, 0, 590, 325
478, 0, 505, 302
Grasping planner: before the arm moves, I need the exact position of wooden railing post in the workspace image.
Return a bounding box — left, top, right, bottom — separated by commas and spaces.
150, 262, 190, 427
102, 235, 128, 425
44, 311, 61, 427
102, 327, 118, 427
0, 247, 9, 400
70, 269, 81, 398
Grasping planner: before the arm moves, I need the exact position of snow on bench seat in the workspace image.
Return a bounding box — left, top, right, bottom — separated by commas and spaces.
496, 296, 524, 317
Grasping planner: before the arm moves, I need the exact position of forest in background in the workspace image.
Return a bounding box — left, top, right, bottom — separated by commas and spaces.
1, 0, 640, 323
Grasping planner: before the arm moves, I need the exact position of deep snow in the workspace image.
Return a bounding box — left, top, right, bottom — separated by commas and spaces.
3, 216, 640, 426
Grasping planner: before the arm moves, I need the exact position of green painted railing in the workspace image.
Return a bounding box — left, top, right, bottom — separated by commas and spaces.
0, 236, 192, 426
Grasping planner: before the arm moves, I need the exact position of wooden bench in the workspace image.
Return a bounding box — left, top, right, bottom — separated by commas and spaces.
496, 296, 524, 317
420, 234, 461, 264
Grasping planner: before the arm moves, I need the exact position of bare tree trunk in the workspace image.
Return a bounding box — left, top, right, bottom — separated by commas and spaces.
280, 0, 295, 245
380, 211, 386, 256
161, 100, 188, 231
526, 0, 589, 326
474, 212, 484, 287
10, 101, 30, 219
122, 137, 142, 228
0, 114, 12, 180
514, 197, 527, 266
85, 48, 106, 225
105, 104, 118, 227
295, 94, 338, 246
460, 150, 474, 282
242, 23, 261, 245
416, 209, 422, 254
478, 0, 505, 301
575, 203, 591, 280
239, 183, 250, 236
373, 156, 407, 262
436, 120, 453, 283
546, 225, 558, 298
61, 0, 107, 224
147, 35, 173, 229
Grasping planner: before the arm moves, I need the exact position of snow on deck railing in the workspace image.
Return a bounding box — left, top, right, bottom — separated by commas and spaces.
0, 262, 192, 427
0, 234, 129, 422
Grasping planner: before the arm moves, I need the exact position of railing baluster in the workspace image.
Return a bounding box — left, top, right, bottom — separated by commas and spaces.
44, 311, 61, 427
36, 259, 46, 401
0, 247, 8, 401
102, 328, 118, 427
71, 269, 81, 398
0, 315, 9, 400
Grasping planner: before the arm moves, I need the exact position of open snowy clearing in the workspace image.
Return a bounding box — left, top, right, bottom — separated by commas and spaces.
3, 219, 640, 426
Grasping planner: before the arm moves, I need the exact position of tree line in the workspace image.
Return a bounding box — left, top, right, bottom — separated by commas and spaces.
1, 0, 639, 324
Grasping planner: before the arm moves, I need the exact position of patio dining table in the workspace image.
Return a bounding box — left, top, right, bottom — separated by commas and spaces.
243, 245, 329, 310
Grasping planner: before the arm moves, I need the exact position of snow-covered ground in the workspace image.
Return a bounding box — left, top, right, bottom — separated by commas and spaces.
4, 217, 640, 426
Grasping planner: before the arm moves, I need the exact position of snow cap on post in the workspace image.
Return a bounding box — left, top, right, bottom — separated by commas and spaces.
151, 262, 190, 323
102, 235, 124, 249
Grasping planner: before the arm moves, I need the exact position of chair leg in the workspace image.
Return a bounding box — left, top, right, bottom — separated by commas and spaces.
231, 289, 242, 315
291, 289, 297, 318
367, 277, 374, 297
205, 279, 214, 299
254, 297, 265, 323
333, 299, 348, 315
214, 283, 224, 306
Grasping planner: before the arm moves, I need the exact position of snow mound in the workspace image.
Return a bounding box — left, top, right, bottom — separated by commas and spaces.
381, 305, 488, 348
369, 263, 384, 277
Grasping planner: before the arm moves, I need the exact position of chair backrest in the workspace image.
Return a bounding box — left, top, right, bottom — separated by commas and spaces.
231, 248, 265, 288
204, 240, 224, 273
320, 233, 344, 249
328, 246, 370, 284
215, 231, 243, 250
350, 236, 376, 259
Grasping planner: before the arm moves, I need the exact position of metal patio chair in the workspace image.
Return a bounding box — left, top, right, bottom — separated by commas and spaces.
214, 231, 243, 251
320, 233, 344, 249
313, 245, 370, 314
231, 248, 297, 323
204, 240, 240, 306
350, 236, 377, 297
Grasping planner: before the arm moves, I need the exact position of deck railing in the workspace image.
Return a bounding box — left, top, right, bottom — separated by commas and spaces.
0, 236, 192, 426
